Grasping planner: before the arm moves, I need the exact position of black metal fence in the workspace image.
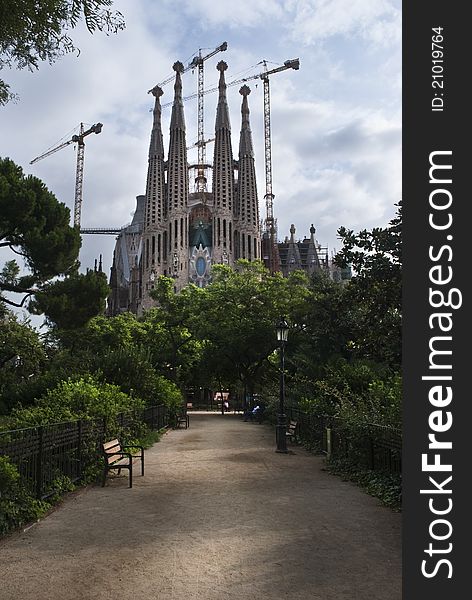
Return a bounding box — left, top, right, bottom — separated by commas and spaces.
287, 407, 401, 474
0, 404, 168, 499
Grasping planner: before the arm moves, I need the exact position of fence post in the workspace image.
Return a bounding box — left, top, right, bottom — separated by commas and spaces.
369, 436, 375, 470
77, 420, 82, 480
326, 427, 332, 460
36, 426, 44, 499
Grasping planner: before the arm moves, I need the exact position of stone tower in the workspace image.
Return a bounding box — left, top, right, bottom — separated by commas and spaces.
166, 61, 190, 290
235, 84, 260, 261
109, 60, 262, 315
141, 84, 165, 310
212, 61, 235, 266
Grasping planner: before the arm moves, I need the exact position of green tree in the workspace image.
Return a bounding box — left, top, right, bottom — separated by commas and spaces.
193, 261, 309, 402
1, 158, 109, 327
0, 310, 46, 413
29, 269, 109, 329
335, 201, 402, 367
0, 157, 80, 308
148, 276, 204, 388
0, 0, 125, 105
285, 270, 354, 406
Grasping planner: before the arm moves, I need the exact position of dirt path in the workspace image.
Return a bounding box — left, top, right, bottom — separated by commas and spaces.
0, 412, 401, 599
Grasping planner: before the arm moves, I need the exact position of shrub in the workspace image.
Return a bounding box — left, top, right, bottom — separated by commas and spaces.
9, 375, 145, 428
0, 456, 49, 535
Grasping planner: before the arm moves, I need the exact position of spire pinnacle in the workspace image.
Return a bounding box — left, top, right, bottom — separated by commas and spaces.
215, 61, 230, 130
290, 224, 296, 242
171, 61, 185, 131
240, 84, 251, 119
239, 85, 253, 158
149, 85, 164, 157
150, 85, 164, 99
240, 84, 251, 97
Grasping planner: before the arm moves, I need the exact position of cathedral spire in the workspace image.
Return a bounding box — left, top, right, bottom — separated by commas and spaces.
144, 85, 166, 231
215, 60, 231, 131
237, 84, 260, 261
239, 84, 254, 158
167, 59, 189, 282
212, 60, 234, 262
170, 61, 186, 131
148, 85, 164, 158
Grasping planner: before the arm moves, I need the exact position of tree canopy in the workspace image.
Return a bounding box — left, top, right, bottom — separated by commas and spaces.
0, 0, 125, 105
334, 201, 402, 367
1, 201, 402, 433
0, 157, 109, 328
190, 261, 310, 396
0, 157, 81, 307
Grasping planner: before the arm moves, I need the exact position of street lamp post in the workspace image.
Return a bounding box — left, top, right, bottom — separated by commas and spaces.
276, 316, 289, 453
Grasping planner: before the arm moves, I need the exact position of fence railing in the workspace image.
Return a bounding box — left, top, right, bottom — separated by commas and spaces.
287, 407, 401, 474
0, 404, 169, 499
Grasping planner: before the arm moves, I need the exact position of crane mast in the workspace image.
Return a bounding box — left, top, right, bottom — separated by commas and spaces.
188, 42, 227, 194
74, 124, 86, 228
260, 60, 299, 272
30, 122, 103, 228
262, 69, 277, 272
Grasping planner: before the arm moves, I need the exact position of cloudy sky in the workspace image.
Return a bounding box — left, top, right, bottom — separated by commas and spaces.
0, 0, 401, 292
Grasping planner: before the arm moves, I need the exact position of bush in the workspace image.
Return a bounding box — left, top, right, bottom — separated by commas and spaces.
298, 358, 401, 429
9, 375, 145, 428
0, 456, 49, 535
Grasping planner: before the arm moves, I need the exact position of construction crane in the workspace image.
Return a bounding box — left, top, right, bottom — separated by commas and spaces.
187, 137, 215, 151
149, 43, 227, 195
147, 42, 227, 91
259, 59, 300, 273
188, 42, 227, 194
80, 227, 123, 235
30, 122, 103, 228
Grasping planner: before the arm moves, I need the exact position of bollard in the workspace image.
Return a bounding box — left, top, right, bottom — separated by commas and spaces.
326, 427, 332, 460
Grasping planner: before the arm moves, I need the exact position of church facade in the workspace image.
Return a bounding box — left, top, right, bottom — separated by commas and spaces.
108, 60, 337, 317
109, 60, 261, 315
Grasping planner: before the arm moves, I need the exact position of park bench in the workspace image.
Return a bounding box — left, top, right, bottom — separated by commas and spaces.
175, 409, 190, 429
101, 439, 144, 488
286, 420, 299, 443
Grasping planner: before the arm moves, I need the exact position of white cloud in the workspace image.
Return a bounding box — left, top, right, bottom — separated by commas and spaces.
176, 0, 285, 28
284, 0, 400, 46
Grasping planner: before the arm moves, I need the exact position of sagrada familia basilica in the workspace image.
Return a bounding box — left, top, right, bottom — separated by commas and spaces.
107, 60, 345, 316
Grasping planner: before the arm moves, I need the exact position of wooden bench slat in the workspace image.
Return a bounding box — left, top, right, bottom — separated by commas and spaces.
286, 420, 298, 442
103, 439, 120, 450
107, 453, 128, 464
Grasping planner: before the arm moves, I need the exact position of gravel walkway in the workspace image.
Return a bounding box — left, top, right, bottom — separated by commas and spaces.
0, 412, 401, 600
